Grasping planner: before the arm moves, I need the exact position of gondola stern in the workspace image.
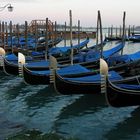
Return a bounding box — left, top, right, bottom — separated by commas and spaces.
100, 58, 108, 76
0, 47, 6, 56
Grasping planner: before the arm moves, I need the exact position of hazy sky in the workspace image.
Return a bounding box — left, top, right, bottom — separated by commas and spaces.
1, 0, 140, 27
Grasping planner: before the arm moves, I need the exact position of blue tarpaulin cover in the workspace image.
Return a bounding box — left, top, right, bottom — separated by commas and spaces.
31, 64, 90, 75
103, 43, 124, 59
48, 38, 89, 55
116, 84, 140, 90
63, 71, 123, 83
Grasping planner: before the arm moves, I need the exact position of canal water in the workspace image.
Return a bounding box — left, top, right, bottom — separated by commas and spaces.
1, 39, 140, 140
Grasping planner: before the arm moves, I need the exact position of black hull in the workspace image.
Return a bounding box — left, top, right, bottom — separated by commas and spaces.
22, 57, 140, 86
23, 65, 50, 85
109, 59, 140, 77
0, 66, 3, 71
3, 58, 51, 75
3, 58, 49, 75
105, 37, 121, 41
3, 59, 18, 75
23, 64, 99, 85
36, 38, 62, 51
106, 79, 140, 107
129, 38, 140, 42
54, 71, 140, 95
54, 71, 101, 94
105, 37, 129, 42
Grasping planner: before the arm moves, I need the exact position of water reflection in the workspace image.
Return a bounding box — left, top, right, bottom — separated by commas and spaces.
55, 94, 107, 120
0, 40, 140, 140
25, 85, 57, 109
52, 94, 107, 139
5, 81, 26, 100
104, 106, 140, 140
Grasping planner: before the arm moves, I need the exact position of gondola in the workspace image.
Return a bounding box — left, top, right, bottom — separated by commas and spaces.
105, 36, 130, 42
36, 37, 63, 51
129, 33, 140, 42
22, 50, 140, 86
0, 38, 103, 75
22, 62, 91, 85
51, 52, 140, 95
5, 36, 63, 53
48, 37, 90, 57
30, 37, 90, 59
0, 37, 90, 75
105, 36, 121, 41
53, 63, 140, 95
22, 58, 128, 86
100, 58, 140, 107
21, 42, 126, 85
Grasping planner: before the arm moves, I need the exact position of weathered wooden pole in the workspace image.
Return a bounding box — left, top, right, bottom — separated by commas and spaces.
115, 26, 118, 37
119, 25, 121, 37
54, 21, 57, 48
5, 22, 8, 47
78, 20, 80, 51
132, 25, 135, 34
24, 21, 28, 50
98, 10, 103, 58
9, 21, 13, 52
121, 11, 126, 55
96, 14, 99, 46
34, 20, 38, 51
128, 25, 131, 37
108, 27, 110, 37
64, 22, 67, 46
51, 22, 54, 48
70, 10, 73, 65
0, 21, 1, 45
16, 24, 20, 47
111, 25, 113, 37
2, 22, 5, 49
45, 18, 49, 60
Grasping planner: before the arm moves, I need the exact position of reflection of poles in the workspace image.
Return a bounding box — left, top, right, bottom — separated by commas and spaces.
70, 10, 73, 65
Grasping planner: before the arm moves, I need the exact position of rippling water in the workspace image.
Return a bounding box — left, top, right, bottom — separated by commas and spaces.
1, 39, 140, 140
